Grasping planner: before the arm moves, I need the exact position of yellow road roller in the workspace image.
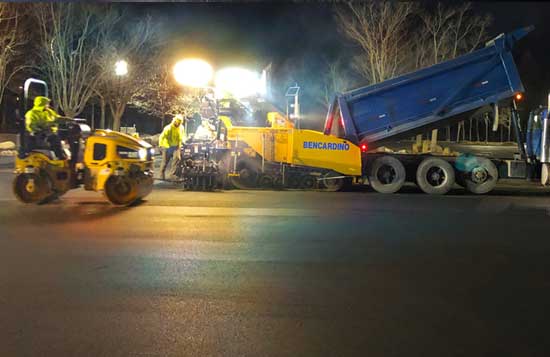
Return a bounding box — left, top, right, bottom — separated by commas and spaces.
13, 78, 154, 205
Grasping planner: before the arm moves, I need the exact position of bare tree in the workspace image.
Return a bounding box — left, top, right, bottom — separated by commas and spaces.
132, 64, 173, 128
32, 3, 110, 118
132, 64, 202, 130
95, 15, 159, 131
318, 58, 355, 109
335, 2, 492, 84
449, 3, 492, 58
419, 3, 492, 66
419, 4, 457, 65
416, 2, 492, 142
335, 1, 416, 84
0, 4, 25, 100
0, 4, 27, 128
91, 89, 107, 130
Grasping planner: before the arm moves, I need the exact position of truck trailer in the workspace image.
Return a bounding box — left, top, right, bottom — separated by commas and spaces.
319, 26, 534, 194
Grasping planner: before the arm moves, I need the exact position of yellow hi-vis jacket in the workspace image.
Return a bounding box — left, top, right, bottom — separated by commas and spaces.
25, 96, 60, 134
159, 118, 183, 148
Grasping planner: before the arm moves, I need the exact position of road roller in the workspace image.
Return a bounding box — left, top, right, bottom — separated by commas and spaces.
13, 78, 154, 205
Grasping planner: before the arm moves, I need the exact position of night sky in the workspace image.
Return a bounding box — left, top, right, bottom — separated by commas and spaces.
120, 1, 550, 131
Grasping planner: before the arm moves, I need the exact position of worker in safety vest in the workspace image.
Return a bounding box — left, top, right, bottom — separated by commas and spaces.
25, 96, 65, 159
158, 115, 183, 180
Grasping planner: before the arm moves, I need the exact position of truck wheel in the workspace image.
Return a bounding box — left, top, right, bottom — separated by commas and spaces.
257, 174, 274, 189
229, 166, 258, 189
368, 156, 406, 194
320, 172, 344, 192
416, 157, 455, 195
299, 175, 316, 189
287, 175, 301, 189
273, 175, 284, 189
461, 157, 498, 194
13, 173, 52, 204
104, 175, 138, 206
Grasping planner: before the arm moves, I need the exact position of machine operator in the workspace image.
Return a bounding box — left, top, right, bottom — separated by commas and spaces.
25, 96, 65, 160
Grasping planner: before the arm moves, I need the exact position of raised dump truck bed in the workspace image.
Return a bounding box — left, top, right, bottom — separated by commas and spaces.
317, 27, 541, 195
324, 26, 532, 147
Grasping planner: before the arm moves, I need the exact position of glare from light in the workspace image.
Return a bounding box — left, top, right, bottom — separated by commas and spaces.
173, 59, 213, 88
115, 60, 128, 76
259, 69, 267, 96
138, 148, 147, 160
215, 67, 264, 99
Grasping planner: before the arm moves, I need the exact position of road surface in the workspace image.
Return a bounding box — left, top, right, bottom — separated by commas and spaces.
1, 168, 549, 356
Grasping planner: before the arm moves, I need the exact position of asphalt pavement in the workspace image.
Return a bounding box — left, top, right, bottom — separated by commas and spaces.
1, 169, 550, 356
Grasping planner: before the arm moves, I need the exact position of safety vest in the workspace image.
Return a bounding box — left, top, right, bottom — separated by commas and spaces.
159, 123, 182, 148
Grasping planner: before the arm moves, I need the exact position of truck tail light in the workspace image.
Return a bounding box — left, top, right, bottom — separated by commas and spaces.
361, 143, 368, 152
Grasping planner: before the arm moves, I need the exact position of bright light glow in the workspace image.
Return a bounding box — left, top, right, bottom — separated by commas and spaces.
361, 144, 368, 152
259, 70, 267, 97
173, 59, 213, 88
515, 93, 523, 101
215, 67, 264, 99
138, 148, 147, 160
115, 60, 128, 76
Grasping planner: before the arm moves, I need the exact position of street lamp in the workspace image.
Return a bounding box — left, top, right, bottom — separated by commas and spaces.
115, 60, 128, 76
113, 60, 128, 131
173, 59, 213, 88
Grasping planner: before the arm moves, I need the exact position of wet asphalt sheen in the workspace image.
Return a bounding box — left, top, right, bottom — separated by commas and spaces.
1, 171, 550, 356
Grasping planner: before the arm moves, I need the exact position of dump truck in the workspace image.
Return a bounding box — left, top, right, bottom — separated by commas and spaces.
318, 26, 534, 194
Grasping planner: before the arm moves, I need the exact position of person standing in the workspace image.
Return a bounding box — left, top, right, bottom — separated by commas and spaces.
158, 115, 183, 180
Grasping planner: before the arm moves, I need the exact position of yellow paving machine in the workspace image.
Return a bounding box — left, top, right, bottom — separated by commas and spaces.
176, 96, 360, 191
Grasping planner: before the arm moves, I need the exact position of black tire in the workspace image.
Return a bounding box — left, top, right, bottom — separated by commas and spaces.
286, 175, 302, 189
104, 175, 138, 206
459, 156, 498, 194
416, 157, 455, 195
257, 174, 274, 189
136, 172, 154, 199
229, 165, 258, 189
320, 172, 344, 192
299, 175, 317, 189
273, 176, 284, 189
368, 155, 406, 194
13, 172, 52, 204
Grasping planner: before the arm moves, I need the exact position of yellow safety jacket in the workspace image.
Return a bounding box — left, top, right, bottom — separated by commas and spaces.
159, 121, 183, 148
25, 96, 60, 134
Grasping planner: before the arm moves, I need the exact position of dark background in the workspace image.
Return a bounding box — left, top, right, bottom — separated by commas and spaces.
6, 2, 546, 134
124, 1, 550, 133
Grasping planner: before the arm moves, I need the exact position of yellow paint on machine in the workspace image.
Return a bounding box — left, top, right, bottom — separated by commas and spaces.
291, 129, 361, 176
221, 115, 362, 176
83, 130, 154, 191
